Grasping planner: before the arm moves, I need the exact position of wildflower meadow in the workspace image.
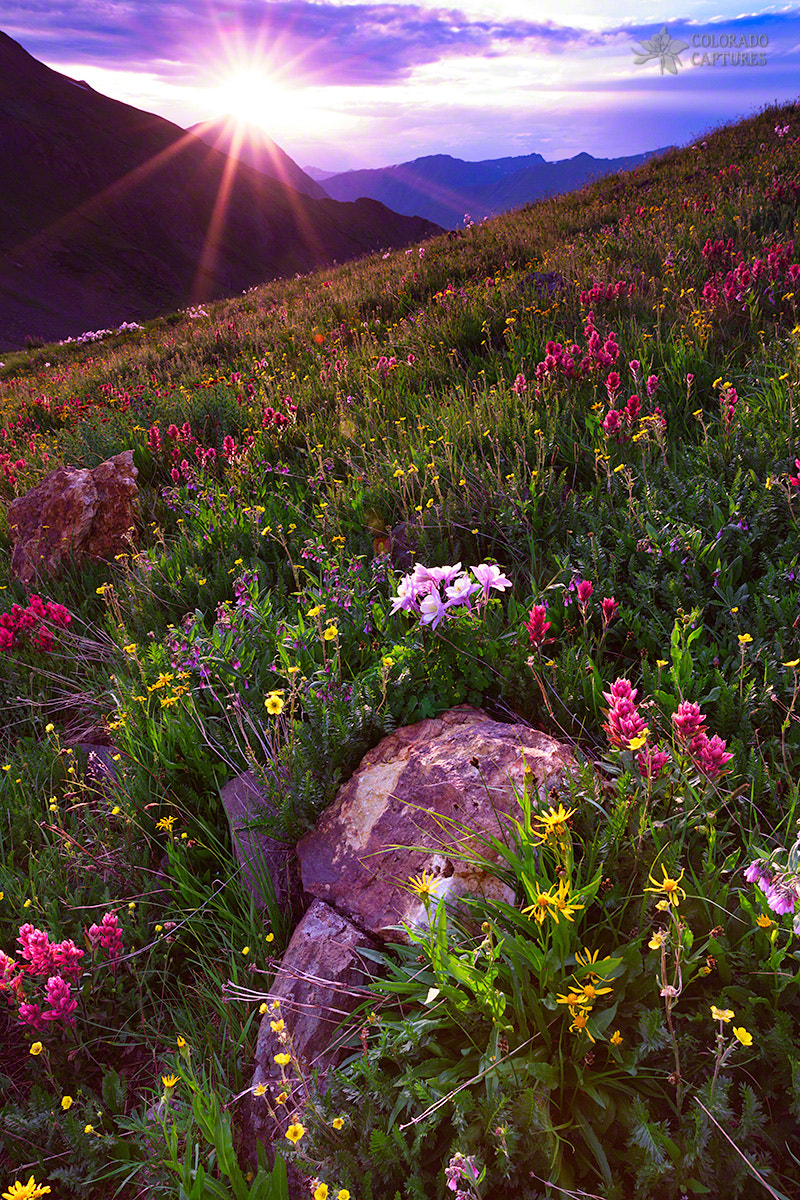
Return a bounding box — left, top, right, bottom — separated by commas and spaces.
1, 101, 800, 1198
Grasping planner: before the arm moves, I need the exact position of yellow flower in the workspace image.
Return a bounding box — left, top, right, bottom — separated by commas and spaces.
242, 946, 250, 956
610, 1030, 623, 1046
161, 1074, 179, 1089
285, 1122, 306, 1144
648, 931, 666, 950
29, 1042, 43, 1056
323, 624, 338, 641
338, 1192, 351, 1200
550, 879, 584, 924
645, 863, 686, 907
738, 633, 752, 645
307, 605, 323, 618
710, 1006, 735, 1023
407, 869, 438, 898
382, 657, 394, 668
628, 733, 648, 751
123, 644, 137, 654
271, 1019, 285, 1033
60, 1095, 73, 1110
44, 723, 55, 734
253, 1083, 268, 1097
156, 815, 177, 833
313, 1185, 329, 1200
265, 694, 285, 716
531, 803, 576, 843
274, 1052, 291, 1066
656, 659, 668, 668
783, 659, 800, 668
276, 1091, 288, 1105
733, 1026, 753, 1047
522, 883, 555, 924
84, 1124, 95, 1134
259, 1002, 269, 1015
569, 1010, 595, 1042
2, 1176, 52, 1199
756, 914, 773, 928
332, 1116, 345, 1130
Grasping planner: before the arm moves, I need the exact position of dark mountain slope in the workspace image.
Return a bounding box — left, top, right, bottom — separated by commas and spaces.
0, 33, 437, 350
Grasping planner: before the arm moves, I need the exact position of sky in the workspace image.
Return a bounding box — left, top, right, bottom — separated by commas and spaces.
3, 1, 800, 170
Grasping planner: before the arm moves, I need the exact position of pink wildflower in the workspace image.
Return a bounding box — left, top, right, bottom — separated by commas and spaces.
576, 579, 594, 608
672, 701, 707, 748
637, 745, 670, 779
512, 373, 527, 395
525, 604, 551, 649
600, 597, 619, 625
603, 677, 648, 749
87, 912, 124, 960
41, 975, 78, 1024
693, 733, 734, 779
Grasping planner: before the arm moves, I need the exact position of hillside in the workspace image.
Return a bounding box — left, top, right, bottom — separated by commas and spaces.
187, 117, 329, 200
0, 32, 437, 351
0, 99, 799, 1200
320, 145, 671, 227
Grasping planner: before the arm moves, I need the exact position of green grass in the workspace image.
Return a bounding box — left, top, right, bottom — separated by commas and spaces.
1, 98, 800, 1199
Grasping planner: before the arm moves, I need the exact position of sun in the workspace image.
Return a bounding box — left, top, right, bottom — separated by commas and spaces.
212, 67, 288, 131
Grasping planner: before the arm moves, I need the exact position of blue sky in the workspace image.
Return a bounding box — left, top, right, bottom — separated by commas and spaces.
4, 2, 800, 168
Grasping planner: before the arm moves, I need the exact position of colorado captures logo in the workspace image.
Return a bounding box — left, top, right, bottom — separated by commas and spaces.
632, 26, 689, 75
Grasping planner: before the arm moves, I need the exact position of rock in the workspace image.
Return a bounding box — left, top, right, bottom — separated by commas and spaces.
296, 705, 577, 941
250, 899, 379, 1140
220, 769, 301, 912
8, 450, 138, 583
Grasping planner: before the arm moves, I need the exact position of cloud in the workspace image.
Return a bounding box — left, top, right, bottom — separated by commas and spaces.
4, 1, 611, 85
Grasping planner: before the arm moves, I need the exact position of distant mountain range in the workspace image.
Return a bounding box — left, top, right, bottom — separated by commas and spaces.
0, 33, 437, 350
316, 148, 672, 228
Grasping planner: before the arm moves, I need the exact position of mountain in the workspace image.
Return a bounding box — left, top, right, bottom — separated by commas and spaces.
321, 148, 671, 228
0, 33, 438, 351
188, 118, 329, 199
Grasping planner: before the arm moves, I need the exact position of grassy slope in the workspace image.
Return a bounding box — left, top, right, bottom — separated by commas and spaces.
0, 99, 799, 1198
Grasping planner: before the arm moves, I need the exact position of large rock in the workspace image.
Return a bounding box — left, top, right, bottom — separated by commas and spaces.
250, 899, 378, 1140
296, 705, 577, 941
220, 769, 301, 912
8, 450, 138, 583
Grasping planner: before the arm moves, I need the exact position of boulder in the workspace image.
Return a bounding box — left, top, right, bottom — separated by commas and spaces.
220, 769, 301, 912
250, 898, 379, 1140
296, 705, 577, 942
8, 450, 138, 583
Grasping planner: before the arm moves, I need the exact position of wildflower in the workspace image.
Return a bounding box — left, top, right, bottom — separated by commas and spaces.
162, 1074, 179, 1090
672, 700, 707, 748
2, 1177, 52, 1199
610, 1030, 623, 1045
600, 596, 619, 625
575, 579, 594, 608
265, 694, 285, 716
693, 733, 733, 779
276, 1090, 288, 1104
603, 678, 648, 748
29, 1042, 43, 1056
569, 1010, 595, 1041
524, 603, 551, 649
156, 815, 177, 833
711, 1006, 734, 1023
522, 883, 555, 924
733, 1027, 753, 1046
645, 863, 686, 907
416, 587, 448, 629
338, 1192, 351, 1200
756, 914, 773, 929
253, 1083, 268, 1097
285, 1122, 305, 1143
738, 633, 752, 645
314, 1185, 329, 1200
408, 869, 439, 899
531, 802, 575, 842
61, 1095, 73, 1110
274, 1052, 291, 1066
271, 1018, 285, 1033
332, 1116, 345, 1129
84, 1124, 94, 1134
323, 624, 338, 641
241, 946, 250, 956
470, 563, 512, 601
648, 931, 666, 950
259, 1002, 269, 1014
550, 879, 584, 924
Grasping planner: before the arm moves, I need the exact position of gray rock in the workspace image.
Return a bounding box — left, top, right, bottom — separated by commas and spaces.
296, 705, 577, 941
220, 769, 301, 912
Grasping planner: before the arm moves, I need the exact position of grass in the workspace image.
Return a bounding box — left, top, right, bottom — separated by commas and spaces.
0, 98, 799, 1199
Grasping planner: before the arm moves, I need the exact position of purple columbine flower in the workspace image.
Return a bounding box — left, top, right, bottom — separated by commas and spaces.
470, 563, 512, 601
419, 588, 448, 629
